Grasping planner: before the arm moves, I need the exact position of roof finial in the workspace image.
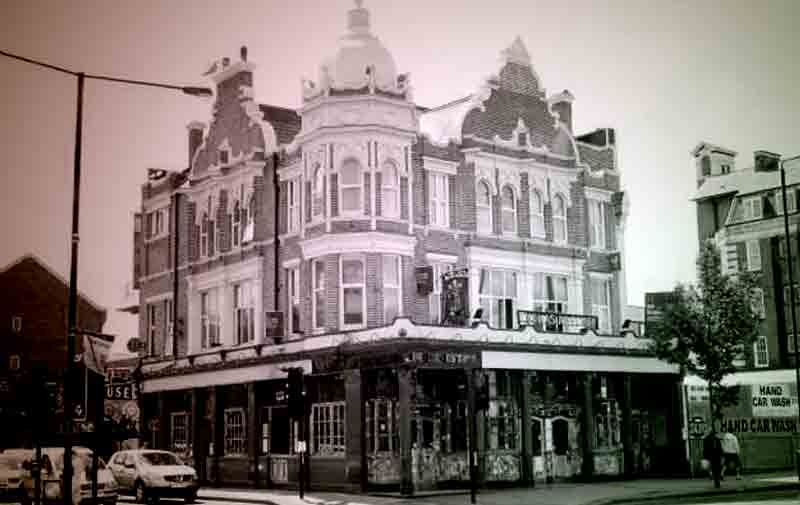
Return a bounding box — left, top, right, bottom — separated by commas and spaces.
348, 0, 370, 34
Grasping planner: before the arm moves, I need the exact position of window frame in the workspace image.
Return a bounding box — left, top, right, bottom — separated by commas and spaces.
223, 407, 247, 456
588, 199, 606, 249
530, 189, 545, 238
232, 201, 241, 247
478, 268, 518, 329
233, 281, 255, 345
365, 399, 399, 455
476, 180, 493, 234
200, 288, 221, 349
746, 239, 761, 271
383, 255, 402, 324
775, 189, 797, 215
428, 171, 450, 228
552, 194, 567, 244
312, 259, 326, 331
382, 161, 401, 219
200, 212, 209, 257
147, 304, 157, 356
311, 402, 346, 457
591, 278, 612, 333
339, 158, 363, 215
287, 178, 300, 233
500, 185, 517, 235
751, 287, 765, 319
170, 411, 189, 452
429, 262, 454, 324
753, 335, 769, 368
146, 207, 169, 241
312, 163, 325, 220
340, 254, 366, 330
742, 196, 763, 221
532, 273, 570, 330
287, 266, 301, 336
164, 298, 174, 356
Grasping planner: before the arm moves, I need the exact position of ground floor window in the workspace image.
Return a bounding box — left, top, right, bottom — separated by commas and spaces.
366, 399, 398, 454
224, 408, 246, 456
311, 402, 346, 456
441, 401, 468, 453
595, 400, 620, 449
170, 411, 188, 452
262, 406, 295, 455
487, 370, 520, 451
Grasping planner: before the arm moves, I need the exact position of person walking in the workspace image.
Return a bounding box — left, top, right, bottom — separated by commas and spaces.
720, 427, 742, 479
702, 421, 723, 485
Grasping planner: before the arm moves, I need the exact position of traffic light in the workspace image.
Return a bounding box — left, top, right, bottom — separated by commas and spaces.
475, 372, 489, 412
287, 368, 305, 420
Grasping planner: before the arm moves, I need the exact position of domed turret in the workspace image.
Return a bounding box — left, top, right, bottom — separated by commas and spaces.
320, 1, 398, 92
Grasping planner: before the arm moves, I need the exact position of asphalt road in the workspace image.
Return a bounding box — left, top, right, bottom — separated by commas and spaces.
619, 489, 800, 505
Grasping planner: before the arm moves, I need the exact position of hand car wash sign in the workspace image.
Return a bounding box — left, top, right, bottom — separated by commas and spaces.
751, 384, 798, 418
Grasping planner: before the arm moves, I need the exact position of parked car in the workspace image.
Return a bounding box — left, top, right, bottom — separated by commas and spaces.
21, 447, 117, 505
107, 450, 197, 503
0, 449, 31, 505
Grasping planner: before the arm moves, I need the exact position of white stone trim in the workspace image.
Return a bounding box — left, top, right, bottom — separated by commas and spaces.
587, 271, 614, 281
482, 351, 677, 374
142, 359, 312, 393
144, 292, 173, 304
426, 252, 458, 264
466, 246, 585, 276
278, 161, 302, 182
423, 156, 458, 176
300, 232, 416, 259
282, 257, 301, 269
584, 187, 613, 203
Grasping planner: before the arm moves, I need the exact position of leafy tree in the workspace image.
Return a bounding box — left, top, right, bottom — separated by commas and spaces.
649, 240, 760, 483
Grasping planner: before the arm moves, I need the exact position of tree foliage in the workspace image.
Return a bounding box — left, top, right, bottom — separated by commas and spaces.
649, 240, 761, 419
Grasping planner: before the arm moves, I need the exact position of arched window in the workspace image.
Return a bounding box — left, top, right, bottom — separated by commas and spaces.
530, 189, 545, 237
381, 161, 399, 218
477, 180, 493, 234
340, 158, 362, 213
312, 163, 324, 218
501, 185, 516, 234
552, 194, 567, 243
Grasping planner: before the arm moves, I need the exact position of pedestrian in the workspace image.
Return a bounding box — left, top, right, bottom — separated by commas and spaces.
702, 420, 723, 483
720, 426, 742, 479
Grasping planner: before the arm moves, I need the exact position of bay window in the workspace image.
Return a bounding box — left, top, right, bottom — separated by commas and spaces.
477, 180, 493, 234
501, 185, 516, 234
429, 172, 449, 227
552, 194, 567, 244
382, 161, 400, 218
530, 189, 545, 237
383, 255, 402, 324
487, 371, 520, 451
340, 158, 362, 213
479, 269, 517, 329
200, 288, 220, 348
233, 281, 255, 345
341, 255, 366, 328
313, 259, 325, 331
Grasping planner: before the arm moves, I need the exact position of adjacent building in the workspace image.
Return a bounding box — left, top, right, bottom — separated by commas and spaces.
132, 1, 680, 492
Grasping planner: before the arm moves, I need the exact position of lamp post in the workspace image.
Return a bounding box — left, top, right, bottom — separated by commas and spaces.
0, 49, 212, 505
779, 154, 800, 481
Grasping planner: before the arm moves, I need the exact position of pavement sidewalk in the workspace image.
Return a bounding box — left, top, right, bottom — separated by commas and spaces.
197, 472, 800, 505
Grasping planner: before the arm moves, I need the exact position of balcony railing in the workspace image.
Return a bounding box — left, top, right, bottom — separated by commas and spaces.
517, 310, 599, 334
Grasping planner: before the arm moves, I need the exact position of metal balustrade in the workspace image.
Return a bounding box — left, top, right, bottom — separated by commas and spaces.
517, 310, 599, 334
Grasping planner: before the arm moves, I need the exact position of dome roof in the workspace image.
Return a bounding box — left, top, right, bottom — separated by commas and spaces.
321, 1, 398, 91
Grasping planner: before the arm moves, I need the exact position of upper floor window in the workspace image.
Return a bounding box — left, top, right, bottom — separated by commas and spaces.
530, 189, 545, 237
313, 259, 326, 331
552, 194, 567, 244
501, 186, 516, 234
287, 266, 301, 336
701, 156, 711, 177
234, 281, 255, 345
588, 199, 606, 249
383, 255, 402, 324
200, 212, 209, 257
341, 255, 366, 329
146, 304, 157, 356
533, 273, 568, 314
517, 133, 528, 147
742, 196, 763, 221
288, 179, 300, 233
218, 148, 230, 166
242, 195, 255, 243
478, 268, 517, 329
591, 278, 611, 333
429, 172, 449, 227
312, 163, 324, 219
477, 180, 493, 234
775, 189, 796, 215
232, 201, 241, 247
146, 208, 168, 240
200, 288, 221, 348
340, 158, 362, 214
751, 287, 765, 319
164, 298, 174, 356
8, 355, 20, 371
721, 164, 731, 175
746, 239, 761, 271
753, 335, 768, 368
429, 262, 454, 324
382, 161, 400, 218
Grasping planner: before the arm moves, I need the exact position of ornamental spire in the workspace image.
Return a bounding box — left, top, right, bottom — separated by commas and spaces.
501, 36, 532, 67
347, 0, 371, 35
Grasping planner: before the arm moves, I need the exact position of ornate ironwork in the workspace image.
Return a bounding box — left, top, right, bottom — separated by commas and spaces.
517, 310, 599, 334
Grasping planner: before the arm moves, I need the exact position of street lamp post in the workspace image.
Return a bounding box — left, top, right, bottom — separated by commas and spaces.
779, 154, 800, 481
0, 49, 212, 505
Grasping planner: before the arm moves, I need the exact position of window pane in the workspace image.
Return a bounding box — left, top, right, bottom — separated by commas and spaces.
506, 272, 517, 297
477, 182, 490, 206
315, 261, 325, 287
341, 160, 360, 185
553, 196, 564, 216
383, 256, 399, 284
342, 188, 360, 211
344, 287, 364, 325
502, 187, 514, 208
343, 259, 364, 284
384, 288, 399, 323
491, 271, 503, 296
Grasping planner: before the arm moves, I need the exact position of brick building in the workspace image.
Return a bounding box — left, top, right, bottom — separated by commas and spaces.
0, 254, 107, 448
133, 1, 680, 492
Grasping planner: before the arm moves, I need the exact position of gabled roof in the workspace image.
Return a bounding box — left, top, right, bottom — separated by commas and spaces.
0, 253, 106, 315
259, 104, 301, 146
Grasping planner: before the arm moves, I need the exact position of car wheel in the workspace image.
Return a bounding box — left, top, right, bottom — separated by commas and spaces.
134, 481, 147, 504
184, 490, 196, 504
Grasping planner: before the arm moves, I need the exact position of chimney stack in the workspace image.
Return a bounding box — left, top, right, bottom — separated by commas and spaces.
187, 121, 206, 169
754, 150, 780, 172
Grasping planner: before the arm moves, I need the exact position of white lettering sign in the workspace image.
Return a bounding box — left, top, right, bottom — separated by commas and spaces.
751, 384, 799, 418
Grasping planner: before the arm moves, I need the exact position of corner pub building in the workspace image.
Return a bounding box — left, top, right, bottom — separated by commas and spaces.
132, 1, 680, 493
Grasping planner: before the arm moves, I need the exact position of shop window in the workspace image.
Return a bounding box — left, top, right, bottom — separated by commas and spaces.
478, 269, 517, 329
311, 402, 346, 456
224, 408, 246, 456
531, 418, 542, 455
552, 418, 569, 456
441, 401, 468, 453
365, 399, 398, 454
594, 400, 620, 449
263, 406, 294, 455
487, 371, 519, 451
170, 412, 188, 452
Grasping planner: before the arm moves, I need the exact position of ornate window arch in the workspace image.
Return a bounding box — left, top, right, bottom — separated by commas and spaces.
340, 157, 363, 214
477, 179, 493, 234
381, 160, 400, 218
501, 185, 517, 235
530, 188, 545, 237
552, 193, 567, 244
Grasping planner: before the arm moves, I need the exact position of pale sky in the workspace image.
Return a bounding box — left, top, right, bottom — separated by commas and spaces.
2, 0, 799, 357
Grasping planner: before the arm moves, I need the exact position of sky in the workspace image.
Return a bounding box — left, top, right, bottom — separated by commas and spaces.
1, 0, 799, 357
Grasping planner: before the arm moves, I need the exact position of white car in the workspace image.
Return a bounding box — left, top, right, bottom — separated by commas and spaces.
25, 447, 117, 505
107, 450, 197, 503
0, 449, 31, 505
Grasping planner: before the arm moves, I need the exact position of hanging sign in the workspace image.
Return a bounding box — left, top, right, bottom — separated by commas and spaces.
415, 266, 434, 296
265, 311, 284, 339
442, 268, 470, 327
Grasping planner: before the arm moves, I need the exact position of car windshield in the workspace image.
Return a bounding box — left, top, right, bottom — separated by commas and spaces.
140, 452, 181, 466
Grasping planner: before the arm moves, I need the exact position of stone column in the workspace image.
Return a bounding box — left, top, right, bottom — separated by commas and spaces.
621, 374, 633, 478
580, 373, 595, 479
398, 365, 414, 496
520, 371, 534, 485
344, 369, 364, 490
248, 382, 258, 486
